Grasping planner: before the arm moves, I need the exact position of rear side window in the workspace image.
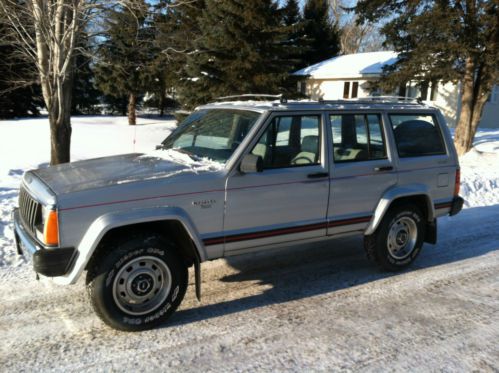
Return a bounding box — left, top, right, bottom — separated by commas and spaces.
330, 114, 387, 162
389, 114, 446, 157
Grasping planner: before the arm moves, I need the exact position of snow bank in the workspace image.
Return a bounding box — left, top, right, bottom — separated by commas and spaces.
459, 147, 499, 207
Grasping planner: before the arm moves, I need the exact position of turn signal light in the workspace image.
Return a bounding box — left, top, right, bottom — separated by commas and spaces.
454, 169, 461, 196
43, 210, 59, 246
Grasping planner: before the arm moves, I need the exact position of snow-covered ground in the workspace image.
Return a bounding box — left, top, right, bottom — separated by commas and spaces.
0, 116, 498, 371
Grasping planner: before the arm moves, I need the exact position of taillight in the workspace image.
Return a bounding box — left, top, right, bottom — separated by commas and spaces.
454, 169, 461, 196
43, 210, 59, 246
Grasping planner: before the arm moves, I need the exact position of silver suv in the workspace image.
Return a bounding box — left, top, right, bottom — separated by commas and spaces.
13, 96, 464, 331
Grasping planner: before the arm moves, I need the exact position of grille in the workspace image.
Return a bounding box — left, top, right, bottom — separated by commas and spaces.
18, 186, 41, 236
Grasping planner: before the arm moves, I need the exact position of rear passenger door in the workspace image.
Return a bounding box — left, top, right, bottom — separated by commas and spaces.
327, 112, 398, 235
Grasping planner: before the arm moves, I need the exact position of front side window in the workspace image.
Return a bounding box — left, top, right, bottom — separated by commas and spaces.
389, 114, 446, 157
330, 114, 387, 162
251, 115, 321, 169
161, 109, 261, 163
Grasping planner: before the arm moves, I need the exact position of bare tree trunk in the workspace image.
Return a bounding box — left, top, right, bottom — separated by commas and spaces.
49, 112, 72, 164
48, 58, 74, 165
454, 58, 489, 156
454, 59, 474, 155
128, 93, 136, 125
159, 91, 165, 117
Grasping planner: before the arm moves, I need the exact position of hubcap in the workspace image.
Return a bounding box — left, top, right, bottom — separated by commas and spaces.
387, 216, 418, 260
112, 256, 172, 316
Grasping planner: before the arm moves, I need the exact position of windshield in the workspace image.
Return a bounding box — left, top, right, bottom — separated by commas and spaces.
161, 109, 261, 163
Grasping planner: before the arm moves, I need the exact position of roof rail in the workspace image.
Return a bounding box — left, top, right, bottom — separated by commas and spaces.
318, 96, 422, 105
215, 94, 287, 103
362, 95, 422, 103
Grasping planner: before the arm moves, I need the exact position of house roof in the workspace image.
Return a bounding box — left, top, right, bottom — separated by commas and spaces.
293, 51, 399, 79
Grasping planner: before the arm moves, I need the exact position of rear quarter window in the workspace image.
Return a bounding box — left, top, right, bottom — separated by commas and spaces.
389, 114, 446, 157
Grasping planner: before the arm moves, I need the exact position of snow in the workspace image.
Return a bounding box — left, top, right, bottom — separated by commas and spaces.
0, 116, 498, 371
453, 129, 499, 207
0, 115, 176, 267
138, 148, 225, 177
293, 51, 399, 79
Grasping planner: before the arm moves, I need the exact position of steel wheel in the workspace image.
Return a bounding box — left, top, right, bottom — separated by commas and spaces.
387, 216, 418, 260
112, 256, 172, 316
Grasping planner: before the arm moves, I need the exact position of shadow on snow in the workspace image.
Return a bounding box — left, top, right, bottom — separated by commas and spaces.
168, 204, 499, 328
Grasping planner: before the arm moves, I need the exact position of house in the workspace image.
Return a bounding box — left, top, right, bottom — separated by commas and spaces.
293, 51, 499, 128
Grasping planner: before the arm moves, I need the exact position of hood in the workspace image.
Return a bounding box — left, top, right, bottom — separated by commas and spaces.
31, 151, 224, 195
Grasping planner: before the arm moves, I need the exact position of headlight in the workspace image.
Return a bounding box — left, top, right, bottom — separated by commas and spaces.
35, 206, 59, 246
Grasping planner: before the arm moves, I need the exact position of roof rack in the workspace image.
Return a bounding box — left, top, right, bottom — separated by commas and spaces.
215, 94, 287, 104
318, 96, 422, 105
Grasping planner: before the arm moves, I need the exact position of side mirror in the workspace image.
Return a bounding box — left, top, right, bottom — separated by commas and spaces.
240, 154, 263, 173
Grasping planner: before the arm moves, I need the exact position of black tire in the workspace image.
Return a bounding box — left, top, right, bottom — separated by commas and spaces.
364, 204, 426, 271
86, 233, 187, 331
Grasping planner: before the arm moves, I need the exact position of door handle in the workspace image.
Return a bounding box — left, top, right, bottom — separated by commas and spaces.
307, 172, 329, 179
374, 166, 393, 172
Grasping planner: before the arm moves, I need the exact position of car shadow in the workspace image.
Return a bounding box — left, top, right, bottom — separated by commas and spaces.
166, 205, 499, 329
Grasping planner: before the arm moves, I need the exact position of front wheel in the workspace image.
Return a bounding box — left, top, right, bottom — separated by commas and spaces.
86, 233, 187, 331
364, 204, 426, 271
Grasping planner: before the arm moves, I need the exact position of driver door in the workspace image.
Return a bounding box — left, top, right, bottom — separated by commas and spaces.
220, 112, 330, 255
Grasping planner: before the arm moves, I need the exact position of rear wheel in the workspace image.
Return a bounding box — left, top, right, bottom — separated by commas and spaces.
364, 204, 425, 271
86, 233, 187, 331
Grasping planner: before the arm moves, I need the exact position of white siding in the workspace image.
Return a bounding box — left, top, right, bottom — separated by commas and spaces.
305, 78, 373, 100
480, 85, 499, 129
427, 83, 499, 129
424, 82, 460, 127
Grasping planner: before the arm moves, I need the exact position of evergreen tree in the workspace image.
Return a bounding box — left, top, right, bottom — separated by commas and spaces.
94, 0, 155, 125
282, 0, 301, 27
179, 0, 292, 108
161, 1, 204, 108
147, 0, 197, 115
355, 0, 498, 155
71, 32, 100, 115
145, 58, 179, 116
302, 0, 341, 66
280, 0, 309, 94
101, 94, 128, 116
0, 22, 42, 118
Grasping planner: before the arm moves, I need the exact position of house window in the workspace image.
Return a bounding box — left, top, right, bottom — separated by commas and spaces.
351, 82, 359, 98
297, 81, 307, 95
343, 82, 350, 99
420, 81, 429, 101
399, 84, 407, 98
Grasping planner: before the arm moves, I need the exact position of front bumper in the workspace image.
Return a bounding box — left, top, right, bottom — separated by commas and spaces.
449, 196, 464, 216
12, 208, 76, 277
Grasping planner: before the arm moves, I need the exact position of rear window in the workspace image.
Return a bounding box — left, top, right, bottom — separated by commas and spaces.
389, 114, 446, 157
